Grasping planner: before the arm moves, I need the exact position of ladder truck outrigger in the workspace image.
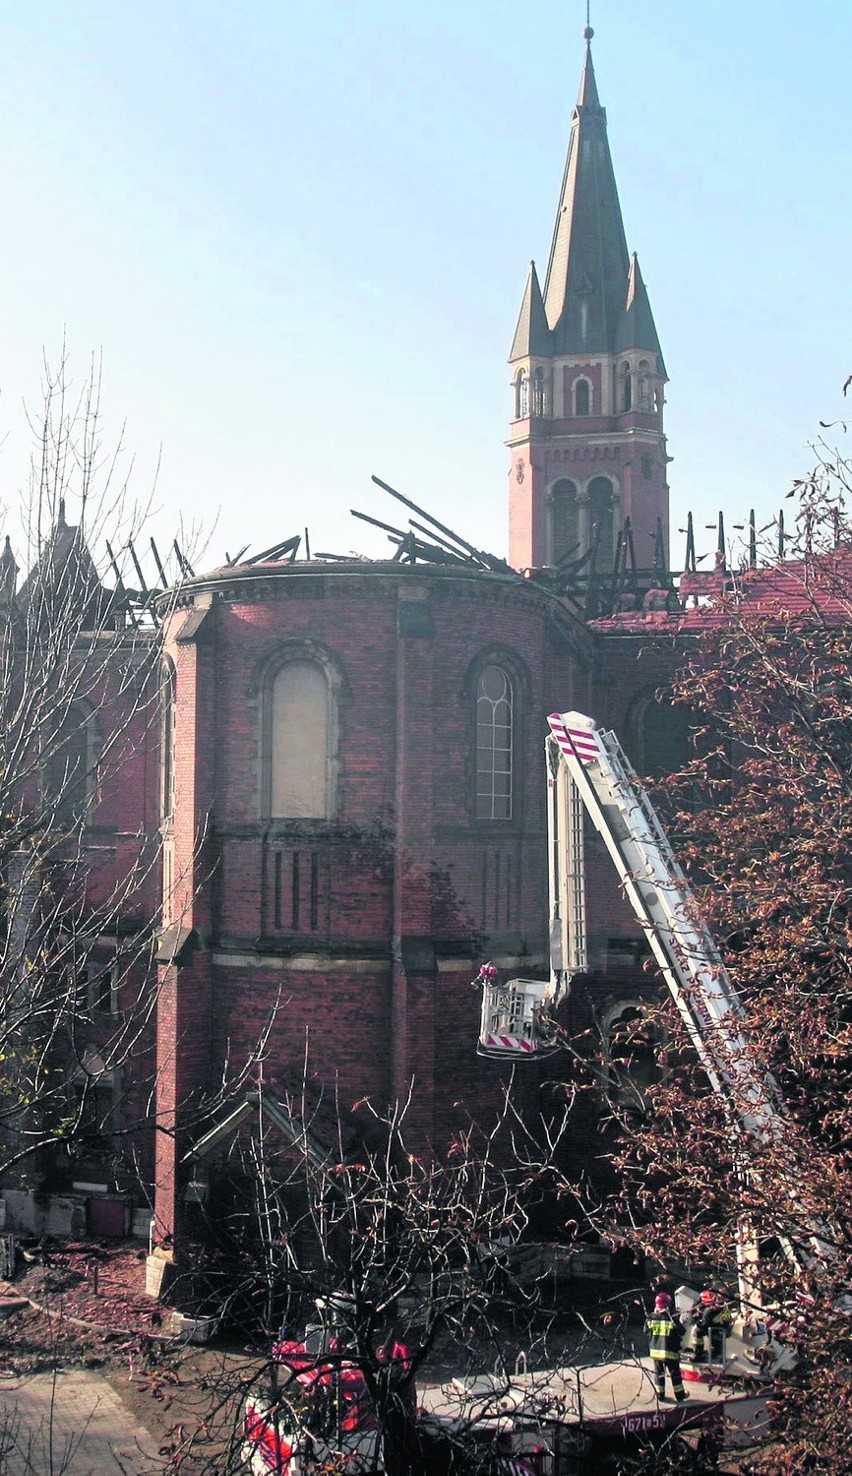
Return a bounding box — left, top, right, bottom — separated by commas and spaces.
477, 710, 835, 1377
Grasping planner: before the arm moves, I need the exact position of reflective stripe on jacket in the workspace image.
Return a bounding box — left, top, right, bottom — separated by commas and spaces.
646, 1313, 683, 1361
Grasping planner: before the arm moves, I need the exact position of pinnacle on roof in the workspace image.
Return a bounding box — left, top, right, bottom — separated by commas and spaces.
509, 261, 551, 362
0, 535, 18, 608
614, 253, 667, 376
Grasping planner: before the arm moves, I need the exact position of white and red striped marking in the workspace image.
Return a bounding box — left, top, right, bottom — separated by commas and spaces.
547, 713, 601, 766
482, 1034, 536, 1053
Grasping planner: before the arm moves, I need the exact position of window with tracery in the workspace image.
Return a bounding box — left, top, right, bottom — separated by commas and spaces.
475, 664, 514, 821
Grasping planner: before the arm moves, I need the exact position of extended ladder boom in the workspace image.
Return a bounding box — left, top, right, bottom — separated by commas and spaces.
547, 711, 783, 1148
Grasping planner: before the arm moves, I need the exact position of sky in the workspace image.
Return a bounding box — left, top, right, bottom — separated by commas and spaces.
0, 0, 849, 576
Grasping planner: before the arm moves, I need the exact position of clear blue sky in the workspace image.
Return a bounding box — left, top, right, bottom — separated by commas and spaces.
0, 0, 849, 572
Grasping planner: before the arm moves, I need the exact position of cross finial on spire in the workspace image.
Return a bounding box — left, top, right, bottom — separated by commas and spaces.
583, 0, 594, 42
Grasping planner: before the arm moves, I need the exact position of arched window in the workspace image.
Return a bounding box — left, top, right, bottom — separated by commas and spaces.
549, 479, 579, 565
607, 1004, 662, 1115
515, 370, 529, 419
160, 662, 176, 822
532, 368, 546, 416
588, 476, 615, 564
637, 360, 652, 412
475, 664, 513, 821
44, 702, 95, 829
619, 362, 632, 412
574, 378, 590, 417
255, 641, 347, 824
268, 660, 334, 819
640, 697, 694, 778
73, 1046, 118, 1161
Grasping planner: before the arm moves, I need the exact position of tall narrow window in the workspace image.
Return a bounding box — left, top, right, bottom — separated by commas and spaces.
641, 698, 693, 777
516, 371, 529, 419
637, 360, 652, 412
620, 362, 632, 412
476, 665, 513, 821
269, 661, 331, 819
532, 368, 546, 416
160, 663, 176, 822
607, 1005, 661, 1115
75, 1047, 118, 1160
574, 378, 590, 416
550, 479, 579, 565
44, 703, 93, 828
588, 477, 615, 564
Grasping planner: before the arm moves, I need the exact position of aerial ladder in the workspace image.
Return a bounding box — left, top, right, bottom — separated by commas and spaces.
477, 710, 835, 1373
544, 710, 785, 1148
482, 707, 807, 1151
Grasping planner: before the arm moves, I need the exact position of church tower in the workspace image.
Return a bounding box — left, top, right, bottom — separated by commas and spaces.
507, 26, 669, 574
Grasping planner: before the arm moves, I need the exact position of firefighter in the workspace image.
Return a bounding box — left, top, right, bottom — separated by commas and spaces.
646, 1292, 687, 1401
692, 1288, 733, 1364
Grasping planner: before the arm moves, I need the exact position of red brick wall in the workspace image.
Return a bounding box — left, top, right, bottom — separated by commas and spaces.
141, 563, 692, 1239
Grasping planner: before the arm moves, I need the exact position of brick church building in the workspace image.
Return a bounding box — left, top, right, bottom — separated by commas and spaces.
149, 28, 682, 1245
2, 31, 714, 1249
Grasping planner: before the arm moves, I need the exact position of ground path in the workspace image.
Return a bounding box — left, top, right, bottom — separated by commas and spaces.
0, 1367, 159, 1475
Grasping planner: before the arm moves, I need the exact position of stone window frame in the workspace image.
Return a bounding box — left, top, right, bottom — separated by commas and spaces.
462, 646, 531, 828
250, 638, 350, 823
573, 376, 592, 417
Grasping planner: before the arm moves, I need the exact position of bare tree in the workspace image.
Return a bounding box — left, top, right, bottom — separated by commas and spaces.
158, 1072, 596, 1476
0, 347, 191, 1201
559, 450, 852, 1472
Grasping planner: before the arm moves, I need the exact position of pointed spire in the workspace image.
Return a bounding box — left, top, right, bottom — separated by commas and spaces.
614, 253, 667, 375
543, 34, 630, 355
576, 31, 600, 109
509, 261, 551, 361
